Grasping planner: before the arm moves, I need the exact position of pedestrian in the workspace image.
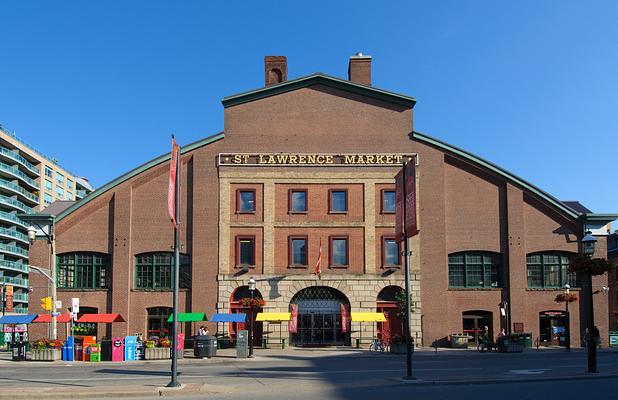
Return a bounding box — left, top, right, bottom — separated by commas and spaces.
198, 325, 209, 336
498, 328, 506, 337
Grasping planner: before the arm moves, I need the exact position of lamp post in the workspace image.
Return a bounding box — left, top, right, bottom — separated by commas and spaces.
248, 277, 256, 358
563, 284, 571, 352
27, 223, 57, 340
581, 231, 597, 373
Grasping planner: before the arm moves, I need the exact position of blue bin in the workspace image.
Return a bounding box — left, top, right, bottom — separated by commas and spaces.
62, 336, 74, 361
124, 336, 136, 361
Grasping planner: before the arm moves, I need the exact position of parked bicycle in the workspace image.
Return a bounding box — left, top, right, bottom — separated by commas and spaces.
369, 338, 389, 352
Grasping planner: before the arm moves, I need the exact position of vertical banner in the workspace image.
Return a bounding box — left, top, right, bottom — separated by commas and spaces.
288, 304, 298, 333
395, 159, 418, 241
314, 238, 322, 278
341, 304, 349, 333
168, 136, 180, 227
5, 285, 13, 313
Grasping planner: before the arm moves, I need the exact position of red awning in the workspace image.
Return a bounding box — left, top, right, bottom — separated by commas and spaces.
34, 314, 72, 323
76, 313, 126, 323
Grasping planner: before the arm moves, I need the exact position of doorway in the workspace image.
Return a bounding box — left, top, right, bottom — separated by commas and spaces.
539, 311, 567, 346
376, 286, 404, 345
462, 310, 493, 344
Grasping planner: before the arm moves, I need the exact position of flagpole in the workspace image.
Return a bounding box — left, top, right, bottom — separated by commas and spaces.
168, 136, 181, 388
402, 160, 414, 380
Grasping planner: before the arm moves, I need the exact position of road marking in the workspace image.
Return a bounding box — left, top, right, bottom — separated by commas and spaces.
509, 369, 551, 375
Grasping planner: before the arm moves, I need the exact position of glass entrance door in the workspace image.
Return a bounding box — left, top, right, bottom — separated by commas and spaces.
297, 313, 342, 346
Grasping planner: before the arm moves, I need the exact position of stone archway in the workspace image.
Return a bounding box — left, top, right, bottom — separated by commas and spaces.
290, 286, 351, 347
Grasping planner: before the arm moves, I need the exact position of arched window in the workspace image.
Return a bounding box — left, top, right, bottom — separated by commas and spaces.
134, 252, 191, 289
526, 252, 576, 288
57, 252, 110, 289
448, 252, 501, 288
268, 68, 283, 84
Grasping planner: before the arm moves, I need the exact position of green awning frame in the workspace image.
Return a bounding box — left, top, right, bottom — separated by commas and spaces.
167, 312, 207, 322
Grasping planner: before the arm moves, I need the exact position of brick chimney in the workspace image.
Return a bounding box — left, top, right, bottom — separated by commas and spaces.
348, 52, 372, 86
264, 56, 287, 86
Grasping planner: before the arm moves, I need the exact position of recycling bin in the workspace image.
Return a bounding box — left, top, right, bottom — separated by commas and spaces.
11, 341, 27, 361
124, 336, 137, 361
63, 336, 74, 361
194, 335, 217, 358
89, 344, 101, 362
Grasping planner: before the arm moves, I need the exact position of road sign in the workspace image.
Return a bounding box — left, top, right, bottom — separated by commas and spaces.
51, 312, 60, 317
55, 300, 62, 309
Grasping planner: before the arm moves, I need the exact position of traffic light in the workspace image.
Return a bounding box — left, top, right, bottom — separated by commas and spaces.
40, 297, 52, 311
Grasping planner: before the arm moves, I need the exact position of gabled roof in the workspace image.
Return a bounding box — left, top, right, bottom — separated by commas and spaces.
412, 131, 581, 220
55, 132, 224, 222
221, 73, 416, 109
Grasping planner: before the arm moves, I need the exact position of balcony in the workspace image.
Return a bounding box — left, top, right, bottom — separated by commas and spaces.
0, 243, 28, 258
0, 275, 29, 288
0, 227, 29, 243
0, 179, 39, 205
0, 146, 39, 177
10, 307, 29, 314
0, 210, 28, 228
0, 163, 39, 190
0, 194, 32, 213
0, 259, 29, 274
12, 292, 29, 303
76, 189, 88, 199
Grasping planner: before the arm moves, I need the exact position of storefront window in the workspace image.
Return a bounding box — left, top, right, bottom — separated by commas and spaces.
526, 252, 575, 288
448, 252, 501, 288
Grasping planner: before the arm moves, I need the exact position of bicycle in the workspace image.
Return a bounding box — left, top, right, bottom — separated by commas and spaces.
477, 339, 494, 353
369, 338, 389, 352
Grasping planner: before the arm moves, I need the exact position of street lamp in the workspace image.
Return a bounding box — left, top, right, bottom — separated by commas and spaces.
581, 231, 597, 373
563, 284, 571, 352
248, 277, 256, 358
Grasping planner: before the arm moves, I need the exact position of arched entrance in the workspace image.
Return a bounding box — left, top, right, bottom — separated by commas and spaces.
290, 286, 350, 347
376, 286, 404, 345
230, 286, 263, 346
462, 310, 493, 344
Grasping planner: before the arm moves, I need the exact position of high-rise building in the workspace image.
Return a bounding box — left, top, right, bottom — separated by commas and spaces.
0, 125, 93, 315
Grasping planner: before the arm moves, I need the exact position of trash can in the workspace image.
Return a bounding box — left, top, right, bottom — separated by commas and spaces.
450, 334, 469, 348
89, 344, 101, 362
609, 331, 618, 348
194, 335, 217, 358
11, 341, 27, 361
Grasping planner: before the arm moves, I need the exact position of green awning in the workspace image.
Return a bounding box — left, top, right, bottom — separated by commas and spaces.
167, 312, 207, 322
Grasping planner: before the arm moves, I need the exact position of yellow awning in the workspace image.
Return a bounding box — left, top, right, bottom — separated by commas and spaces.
351, 312, 386, 322
256, 312, 292, 322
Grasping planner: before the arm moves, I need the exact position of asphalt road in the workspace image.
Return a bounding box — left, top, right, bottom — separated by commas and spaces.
0, 348, 617, 399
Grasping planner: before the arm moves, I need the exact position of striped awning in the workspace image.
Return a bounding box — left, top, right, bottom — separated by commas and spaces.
256, 312, 292, 322
350, 312, 386, 322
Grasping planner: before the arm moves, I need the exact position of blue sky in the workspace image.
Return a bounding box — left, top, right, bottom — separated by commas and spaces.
1, 1, 616, 213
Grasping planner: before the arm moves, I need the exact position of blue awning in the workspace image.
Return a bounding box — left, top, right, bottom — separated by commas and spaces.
0, 314, 38, 324
211, 313, 246, 323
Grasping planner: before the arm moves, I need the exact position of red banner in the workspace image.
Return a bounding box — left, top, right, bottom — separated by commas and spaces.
395, 159, 418, 241
341, 304, 349, 333
177, 333, 185, 351
288, 304, 298, 333
4, 285, 13, 313
168, 137, 180, 227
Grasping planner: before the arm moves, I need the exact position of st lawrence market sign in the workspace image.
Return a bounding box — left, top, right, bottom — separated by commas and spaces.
218, 153, 415, 167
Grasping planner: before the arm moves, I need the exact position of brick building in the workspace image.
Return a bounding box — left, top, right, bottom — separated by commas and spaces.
28, 54, 617, 347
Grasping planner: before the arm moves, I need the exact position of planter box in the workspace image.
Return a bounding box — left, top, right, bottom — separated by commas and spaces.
32, 348, 61, 361
390, 343, 407, 354
145, 347, 169, 360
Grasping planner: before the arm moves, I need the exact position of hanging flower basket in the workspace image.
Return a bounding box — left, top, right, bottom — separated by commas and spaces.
239, 297, 266, 307
554, 293, 578, 304
568, 255, 613, 276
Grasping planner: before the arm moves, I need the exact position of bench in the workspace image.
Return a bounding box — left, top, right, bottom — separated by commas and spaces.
262, 338, 286, 349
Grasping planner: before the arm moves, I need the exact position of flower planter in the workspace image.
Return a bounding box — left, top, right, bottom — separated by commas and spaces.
390, 343, 407, 354
145, 347, 169, 360
32, 348, 62, 361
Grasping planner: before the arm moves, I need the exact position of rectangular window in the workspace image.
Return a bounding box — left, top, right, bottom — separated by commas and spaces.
236, 189, 256, 213
45, 179, 53, 190
56, 186, 64, 197
329, 189, 348, 213
289, 189, 308, 213
236, 236, 255, 266
382, 237, 400, 267
382, 190, 396, 213
289, 236, 308, 266
44, 193, 53, 205
57, 253, 109, 289
448, 252, 501, 288
67, 192, 73, 200
448, 254, 466, 287
329, 236, 349, 267
44, 166, 53, 178
56, 172, 65, 185
67, 179, 73, 189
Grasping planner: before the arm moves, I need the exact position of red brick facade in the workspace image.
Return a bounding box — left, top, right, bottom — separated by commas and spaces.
28, 55, 613, 347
